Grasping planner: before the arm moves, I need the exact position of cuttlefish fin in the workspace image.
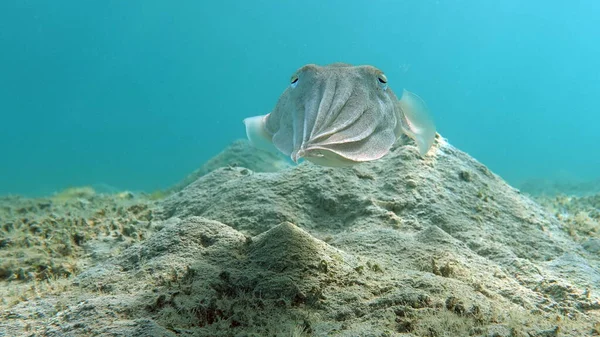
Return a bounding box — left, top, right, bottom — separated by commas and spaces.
397, 89, 436, 156
243, 114, 277, 152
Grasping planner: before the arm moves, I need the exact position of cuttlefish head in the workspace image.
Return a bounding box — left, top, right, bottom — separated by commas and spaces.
244, 63, 436, 167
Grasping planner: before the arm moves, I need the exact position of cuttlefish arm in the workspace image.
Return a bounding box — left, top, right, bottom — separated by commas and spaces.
396, 89, 436, 156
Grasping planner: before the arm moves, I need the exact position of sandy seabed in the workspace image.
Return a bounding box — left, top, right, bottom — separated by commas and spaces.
1, 137, 599, 337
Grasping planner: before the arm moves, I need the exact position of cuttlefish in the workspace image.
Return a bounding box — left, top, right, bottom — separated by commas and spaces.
243, 63, 436, 167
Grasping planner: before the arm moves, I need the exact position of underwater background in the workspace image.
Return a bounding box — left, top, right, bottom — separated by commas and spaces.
1, 0, 598, 197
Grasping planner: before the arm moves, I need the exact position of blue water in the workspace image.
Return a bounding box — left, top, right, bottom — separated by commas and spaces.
1, 1, 598, 196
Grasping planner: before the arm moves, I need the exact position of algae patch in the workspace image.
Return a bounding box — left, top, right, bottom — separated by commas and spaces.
0, 188, 159, 308
532, 194, 600, 242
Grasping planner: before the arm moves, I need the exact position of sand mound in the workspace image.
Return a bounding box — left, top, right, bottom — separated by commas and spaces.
167, 139, 291, 193
2, 137, 599, 336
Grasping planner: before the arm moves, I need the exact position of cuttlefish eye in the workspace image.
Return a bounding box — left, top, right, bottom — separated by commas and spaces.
290, 74, 299, 88
377, 73, 388, 90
